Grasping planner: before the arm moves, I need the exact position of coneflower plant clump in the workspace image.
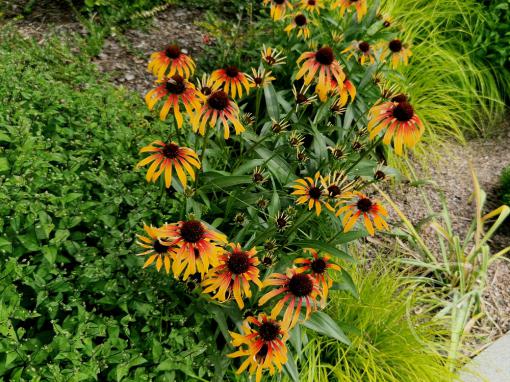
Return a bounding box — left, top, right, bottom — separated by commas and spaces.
129, 1, 425, 379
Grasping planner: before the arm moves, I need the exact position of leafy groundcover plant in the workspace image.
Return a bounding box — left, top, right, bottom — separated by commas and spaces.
0, 32, 233, 381
130, 0, 429, 380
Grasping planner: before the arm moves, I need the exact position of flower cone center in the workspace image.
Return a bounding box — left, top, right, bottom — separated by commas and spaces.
389, 39, 403, 52
165, 45, 181, 59
311, 258, 327, 273
288, 273, 313, 297
357, 198, 373, 212
227, 250, 251, 274
165, 75, 186, 94
207, 91, 229, 110
180, 220, 205, 243
392, 102, 414, 121
315, 47, 334, 65
259, 322, 280, 341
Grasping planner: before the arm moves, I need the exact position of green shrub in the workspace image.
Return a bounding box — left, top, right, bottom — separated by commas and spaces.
0, 32, 233, 381
501, 165, 510, 205
299, 258, 454, 382
477, 0, 510, 74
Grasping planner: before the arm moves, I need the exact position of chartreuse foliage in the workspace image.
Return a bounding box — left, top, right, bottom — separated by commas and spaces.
298, 258, 455, 382
0, 32, 235, 381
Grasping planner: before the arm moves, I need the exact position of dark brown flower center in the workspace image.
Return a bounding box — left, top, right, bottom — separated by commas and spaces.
153, 240, 168, 254
180, 220, 205, 243
311, 258, 327, 273
374, 170, 386, 180
165, 44, 181, 59
276, 216, 289, 229
253, 173, 265, 183
227, 250, 251, 274
352, 141, 362, 151
308, 186, 322, 200
383, 20, 391, 27
254, 76, 263, 85
389, 39, 403, 52
162, 142, 180, 159
308, 0, 316, 4
392, 102, 414, 122
358, 41, 370, 53
225, 65, 240, 78
391, 94, 408, 103
258, 321, 280, 341
274, 0, 285, 4
357, 198, 373, 212
295, 14, 307, 26
262, 256, 273, 266
327, 184, 341, 197
296, 93, 308, 104
207, 91, 229, 110
288, 273, 314, 297
315, 47, 334, 65
201, 86, 212, 96
165, 75, 186, 94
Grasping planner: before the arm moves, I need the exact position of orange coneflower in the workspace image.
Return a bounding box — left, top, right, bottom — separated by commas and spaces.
135, 224, 177, 274
228, 313, 288, 382
263, 0, 293, 20
367, 100, 424, 155
261, 45, 287, 67
291, 172, 333, 216
259, 269, 320, 328
300, 0, 324, 13
342, 41, 376, 65
148, 44, 195, 79
145, 74, 204, 127
247, 67, 275, 89
331, 76, 356, 107
284, 13, 312, 39
333, 0, 367, 22
211, 66, 252, 99
191, 90, 245, 139
296, 46, 345, 102
335, 192, 389, 236
295, 248, 341, 302
137, 141, 201, 188
381, 39, 412, 69
158, 220, 227, 280
202, 243, 263, 309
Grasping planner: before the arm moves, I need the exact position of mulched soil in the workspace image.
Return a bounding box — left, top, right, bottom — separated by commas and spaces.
4, 0, 510, 348
2, 0, 207, 95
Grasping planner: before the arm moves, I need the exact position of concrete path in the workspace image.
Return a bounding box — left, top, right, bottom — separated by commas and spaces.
460, 334, 510, 381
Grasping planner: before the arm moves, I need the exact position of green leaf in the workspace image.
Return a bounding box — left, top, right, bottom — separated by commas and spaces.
283, 350, 300, 382
41, 246, 58, 265
263, 84, 279, 120
200, 172, 252, 190
17, 232, 39, 251
336, 269, 358, 298
0, 237, 12, 253
0, 157, 9, 172
51, 229, 70, 244
302, 311, 351, 345
292, 240, 354, 262
0, 132, 11, 142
